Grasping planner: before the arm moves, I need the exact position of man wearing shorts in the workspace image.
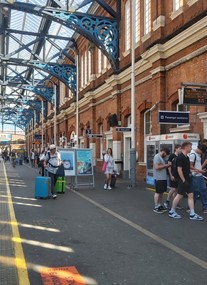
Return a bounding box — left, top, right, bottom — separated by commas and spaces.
169, 141, 203, 221
164, 144, 181, 210
153, 148, 170, 213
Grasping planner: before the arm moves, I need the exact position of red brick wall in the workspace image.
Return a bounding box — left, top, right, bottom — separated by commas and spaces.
30, 0, 207, 181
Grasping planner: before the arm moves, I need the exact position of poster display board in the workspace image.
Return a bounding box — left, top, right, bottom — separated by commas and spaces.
76, 149, 93, 175
58, 148, 94, 190
58, 149, 75, 176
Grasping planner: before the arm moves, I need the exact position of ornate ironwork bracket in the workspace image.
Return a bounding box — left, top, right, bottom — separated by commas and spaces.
0, 2, 119, 71
23, 86, 54, 103
32, 62, 76, 94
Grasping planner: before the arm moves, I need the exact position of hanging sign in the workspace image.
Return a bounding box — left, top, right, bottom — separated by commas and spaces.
87, 134, 103, 138
116, 127, 131, 132
158, 111, 189, 124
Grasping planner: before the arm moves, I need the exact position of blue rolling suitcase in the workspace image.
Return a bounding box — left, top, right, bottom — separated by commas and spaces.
35, 176, 51, 199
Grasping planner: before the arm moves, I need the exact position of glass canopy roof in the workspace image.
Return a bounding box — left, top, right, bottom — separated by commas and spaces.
0, 0, 93, 130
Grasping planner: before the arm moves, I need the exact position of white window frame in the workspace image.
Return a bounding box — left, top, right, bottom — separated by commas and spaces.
173, 0, 183, 11
98, 49, 102, 74
135, 0, 140, 43
125, 0, 131, 51
144, 0, 151, 35
88, 50, 91, 81
59, 82, 65, 106
84, 50, 88, 85
127, 115, 131, 127
81, 55, 84, 87
99, 124, 103, 159
103, 55, 107, 70
68, 88, 73, 99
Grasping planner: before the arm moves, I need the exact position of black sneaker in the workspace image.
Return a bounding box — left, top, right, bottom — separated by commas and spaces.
153, 206, 164, 214
159, 205, 168, 212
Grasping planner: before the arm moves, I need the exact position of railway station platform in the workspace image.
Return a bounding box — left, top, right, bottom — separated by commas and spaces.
0, 159, 207, 285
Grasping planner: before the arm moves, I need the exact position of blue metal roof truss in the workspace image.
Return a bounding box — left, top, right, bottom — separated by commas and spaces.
0, 0, 120, 129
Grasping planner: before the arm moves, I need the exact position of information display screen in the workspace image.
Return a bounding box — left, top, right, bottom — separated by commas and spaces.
183, 88, 207, 105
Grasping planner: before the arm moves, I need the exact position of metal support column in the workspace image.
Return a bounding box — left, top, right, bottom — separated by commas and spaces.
130, 0, 136, 188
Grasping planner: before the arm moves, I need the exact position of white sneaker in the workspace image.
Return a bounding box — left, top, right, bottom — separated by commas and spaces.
169, 211, 181, 219
104, 184, 107, 190
107, 186, 112, 190
189, 213, 204, 221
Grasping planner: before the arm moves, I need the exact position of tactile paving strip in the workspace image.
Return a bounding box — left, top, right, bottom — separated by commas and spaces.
0, 162, 19, 285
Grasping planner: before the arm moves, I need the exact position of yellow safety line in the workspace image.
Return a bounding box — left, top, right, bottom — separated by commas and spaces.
3, 163, 30, 285
146, 187, 155, 192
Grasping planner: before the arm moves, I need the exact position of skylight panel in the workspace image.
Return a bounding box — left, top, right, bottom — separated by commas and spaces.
19, 48, 35, 60
24, 13, 42, 32
17, 0, 47, 5
8, 36, 21, 55
34, 69, 48, 80
21, 35, 36, 46
45, 44, 59, 61
15, 66, 29, 75
58, 25, 74, 37
49, 21, 62, 36
10, 10, 24, 30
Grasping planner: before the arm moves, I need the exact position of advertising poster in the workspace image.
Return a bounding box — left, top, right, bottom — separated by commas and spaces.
59, 149, 75, 176
77, 149, 92, 175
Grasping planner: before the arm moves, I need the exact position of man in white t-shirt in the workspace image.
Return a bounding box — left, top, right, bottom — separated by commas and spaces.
189, 144, 207, 214
44, 144, 61, 199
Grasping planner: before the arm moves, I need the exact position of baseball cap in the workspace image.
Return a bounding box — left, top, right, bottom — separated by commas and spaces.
50, 144, 56, 150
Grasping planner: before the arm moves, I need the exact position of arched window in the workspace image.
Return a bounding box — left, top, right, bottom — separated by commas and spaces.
125, 0, 131, 51
135, 0, 140, 43
99, 124, 103, 159
84, 50, 88, 85
98, 49, 102, 74
173, 0, 183, 11
144, 0, 151, 35
127, 115, 131, 127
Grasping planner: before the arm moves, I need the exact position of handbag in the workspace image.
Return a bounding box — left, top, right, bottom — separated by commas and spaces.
102, 161, 107, 172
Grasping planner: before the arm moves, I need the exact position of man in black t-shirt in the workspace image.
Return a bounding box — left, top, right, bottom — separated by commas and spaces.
169, 141, 204, 221
164, 144, 181, 210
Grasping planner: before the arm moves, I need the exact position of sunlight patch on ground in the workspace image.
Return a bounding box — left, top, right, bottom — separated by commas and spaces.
0, 235, 74, 253
12, 237, 74, 253
0, 221, 60, 232
0, 200, 42, 207
0, 194, 36, 201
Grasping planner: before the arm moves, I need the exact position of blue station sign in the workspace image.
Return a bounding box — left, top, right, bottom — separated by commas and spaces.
158, 111, 189, 124
116, 127, 131, 132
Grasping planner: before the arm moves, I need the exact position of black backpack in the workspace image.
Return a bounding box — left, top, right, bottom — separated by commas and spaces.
171, 153, 196, 178
171, 156, 179, 178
